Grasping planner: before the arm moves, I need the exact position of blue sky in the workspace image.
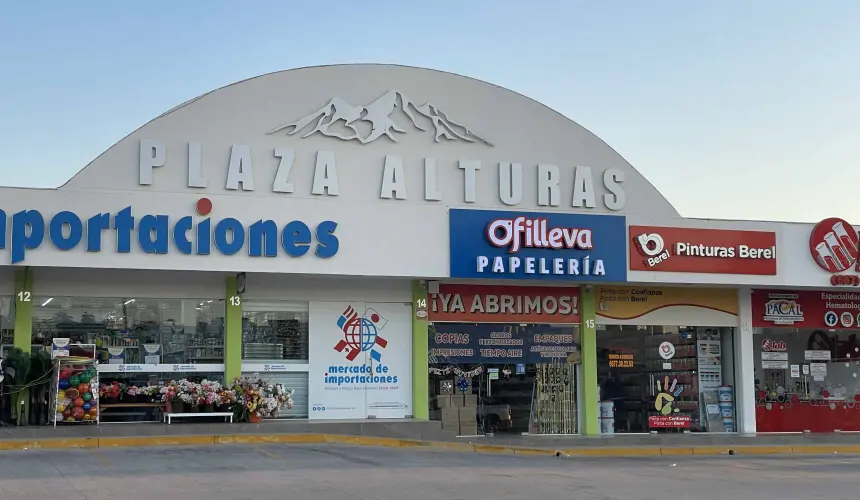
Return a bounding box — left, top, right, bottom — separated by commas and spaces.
1, 1, 858, 222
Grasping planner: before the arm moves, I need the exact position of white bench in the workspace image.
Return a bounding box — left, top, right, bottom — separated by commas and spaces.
163, 412, 233, 425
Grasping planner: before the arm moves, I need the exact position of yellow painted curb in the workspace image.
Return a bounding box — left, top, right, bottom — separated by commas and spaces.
474, 444, 514, 454
215, 433, 326, 445
792, 445, 860, 455
732, 446, 793, 455
692, 446, 730, 455
660, 447, 695, 456
0, 438, 97, 450
564, 447, 662, 457
5, 431, 860, 457
99, 435, 215, 448
513, 447, 559, 456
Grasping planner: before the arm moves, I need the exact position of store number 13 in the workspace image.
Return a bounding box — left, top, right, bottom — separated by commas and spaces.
229, 296, 241, 306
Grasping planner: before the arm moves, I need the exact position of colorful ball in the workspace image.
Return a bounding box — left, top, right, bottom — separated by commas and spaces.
62, 408, 72, 419
83, 402, 91, 412
55, 413, 64, 422
73, 397, 84, 408
71, 407, 85, 419
58, 380, 69, 390
82, 392, 92, 402
88, 407, 98, 417
69, 376, 80, 386
78, 383, 90, 393
56, 404, 66, 413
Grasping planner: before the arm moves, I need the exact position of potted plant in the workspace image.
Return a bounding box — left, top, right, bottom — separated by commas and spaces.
126, 385, 142, 403
217, 389, 236, 412
99, 382, 121, 404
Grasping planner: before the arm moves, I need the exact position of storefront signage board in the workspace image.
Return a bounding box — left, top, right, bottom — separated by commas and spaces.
428, 323, 580, 364
449, 209, 627, 281
752, 289, 860, 329
97, 363, 225, 373
307, 302, 412, 420
429, 284, 580, 323
629, 225, 776, 275
595, 286, 739, 321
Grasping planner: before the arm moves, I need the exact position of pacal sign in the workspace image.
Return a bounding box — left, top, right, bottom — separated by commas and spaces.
448, 209, 627, 281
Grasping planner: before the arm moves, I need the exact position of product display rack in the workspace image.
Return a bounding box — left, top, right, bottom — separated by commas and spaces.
50, 349, 99, 426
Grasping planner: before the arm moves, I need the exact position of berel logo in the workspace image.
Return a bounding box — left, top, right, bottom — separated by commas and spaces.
761, 338, 787, 352
635, 233, 670, 267
486, 217, 593, 254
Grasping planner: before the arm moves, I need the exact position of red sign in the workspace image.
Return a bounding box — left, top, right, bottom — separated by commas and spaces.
809, 218, 860, 287
629, 226, 776, 275
429, 284, 580, 323
760, 338, 787, 352
752, 289, 860, 329
648, 415, 691, 428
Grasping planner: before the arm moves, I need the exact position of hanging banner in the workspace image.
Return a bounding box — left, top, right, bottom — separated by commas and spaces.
752, 289, 860, 328
596, 286, 738, 320
429, 323, 580, 364
429, 284, 579, 323
308, 302, 413, 420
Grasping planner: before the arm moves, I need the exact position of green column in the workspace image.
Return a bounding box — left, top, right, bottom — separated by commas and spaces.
580, 285, 599, 435
13, 268, 33, 424
411, 280, 429, 420
13, 268, 33, 351
224, 275, 242, 384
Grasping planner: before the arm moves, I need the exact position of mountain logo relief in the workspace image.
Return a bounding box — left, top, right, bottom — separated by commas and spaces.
267, 90, 492, 146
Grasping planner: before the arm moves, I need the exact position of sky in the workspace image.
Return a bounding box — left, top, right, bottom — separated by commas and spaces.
1, 1, 858, 223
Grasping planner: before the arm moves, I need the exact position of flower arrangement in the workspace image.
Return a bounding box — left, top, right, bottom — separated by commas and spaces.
126, 386, 140, 396
99, 382, 121, 401
231, 373, 294, 421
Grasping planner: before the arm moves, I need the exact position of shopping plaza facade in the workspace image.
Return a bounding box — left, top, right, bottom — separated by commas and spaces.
2, 64, 860, 435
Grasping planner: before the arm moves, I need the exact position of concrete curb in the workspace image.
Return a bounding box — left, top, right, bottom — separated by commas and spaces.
3, 433, 860, 457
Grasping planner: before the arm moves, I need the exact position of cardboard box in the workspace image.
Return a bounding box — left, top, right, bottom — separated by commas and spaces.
458, 405, 476, 422
458, 422, 478, 436
438, 379, 455, 395
440, 407, 459, 421
452, 394, 477, 407
435, 395, 453, 409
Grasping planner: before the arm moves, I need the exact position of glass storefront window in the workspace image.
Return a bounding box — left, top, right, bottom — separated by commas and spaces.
31, 296, 225, 365
0, 296, 13, 356
241, 301, 309, 362
597, 325, 736, 433
755, 328, 860, 433
241, 301, 310, 419
428, 323, 580, 435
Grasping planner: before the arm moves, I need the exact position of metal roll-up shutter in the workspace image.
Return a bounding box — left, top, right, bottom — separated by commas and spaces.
242, 371, 308, 418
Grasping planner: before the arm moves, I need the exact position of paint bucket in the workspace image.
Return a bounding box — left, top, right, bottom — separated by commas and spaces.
719, 403, 734, 418
599, 401, 615, 418
717, 386, 733, 403
722, 417, 735, 432
600, 417, 615, 434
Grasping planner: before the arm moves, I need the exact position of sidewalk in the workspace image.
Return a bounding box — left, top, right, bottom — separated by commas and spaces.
3, 419, 860, 457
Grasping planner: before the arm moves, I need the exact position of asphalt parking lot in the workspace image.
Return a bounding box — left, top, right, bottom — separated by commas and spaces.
1, 443, 858, 499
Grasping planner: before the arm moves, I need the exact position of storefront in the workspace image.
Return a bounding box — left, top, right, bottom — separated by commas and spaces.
3, 63, 859, 438
595, 286, 739, 433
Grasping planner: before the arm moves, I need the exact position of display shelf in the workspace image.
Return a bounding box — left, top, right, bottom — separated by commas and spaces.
50, 352, 99, 426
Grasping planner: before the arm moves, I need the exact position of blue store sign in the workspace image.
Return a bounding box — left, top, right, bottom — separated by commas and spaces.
449, 209, 627, 281
429, 323, 581, 365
